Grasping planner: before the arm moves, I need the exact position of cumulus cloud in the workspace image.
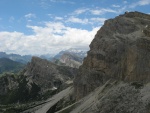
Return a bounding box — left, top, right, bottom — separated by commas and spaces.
137, 0, 150, 5
54, 17, 64, 20
72, 8, 117, 16
129, 0, 150, 8
66, 16, 106, 25
67, 17, 89, 24
90, 18, 106, 24
112, 4, 120, 8
73, 8, 89, 15
25, 13, 36, 18
0, 22, 99, 55
90, 8, 117, 15
49, 0, 75, 4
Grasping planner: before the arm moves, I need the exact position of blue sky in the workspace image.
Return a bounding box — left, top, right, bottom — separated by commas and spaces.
0, 0, 150, 55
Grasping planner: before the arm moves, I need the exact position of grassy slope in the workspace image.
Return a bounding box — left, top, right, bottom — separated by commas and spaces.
0, 58, 25, 74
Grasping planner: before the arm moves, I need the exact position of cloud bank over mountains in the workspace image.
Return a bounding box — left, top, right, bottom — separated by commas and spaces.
0, 22, 99, 55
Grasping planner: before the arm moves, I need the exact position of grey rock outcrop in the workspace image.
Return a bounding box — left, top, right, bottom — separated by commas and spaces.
74, 11, 150, 100
24, 57, 77, 93
0, 56, 78, 105
0, 74, 18, 95
54, 48, 87, 60
59, 53, 82, 68
61, 80, 150, 113
53, 48, 87, 68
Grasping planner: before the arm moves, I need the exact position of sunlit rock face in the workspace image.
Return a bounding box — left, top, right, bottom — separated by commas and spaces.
59, 53, 82, 68
74, 11, 150, 100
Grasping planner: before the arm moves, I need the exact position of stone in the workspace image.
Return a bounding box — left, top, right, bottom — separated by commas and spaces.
74, 11, 150, 100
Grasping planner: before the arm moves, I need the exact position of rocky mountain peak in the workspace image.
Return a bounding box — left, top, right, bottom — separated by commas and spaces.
59, 53, 82, 68
74, 11, 150, 100
24, 56, 77, 93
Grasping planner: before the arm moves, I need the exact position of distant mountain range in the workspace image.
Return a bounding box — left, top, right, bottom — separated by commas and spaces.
54, 48, 88, 59
52, 48, 88, 68
0, 48, 88, 71
0, 52, 55, 64
0, 48, 88, 63
0, 58, 25, 74
0, 52, 32, 64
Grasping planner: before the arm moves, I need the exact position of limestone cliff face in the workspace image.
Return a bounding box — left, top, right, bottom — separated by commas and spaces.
74, 11, 150, 100
24, 57, 77, 92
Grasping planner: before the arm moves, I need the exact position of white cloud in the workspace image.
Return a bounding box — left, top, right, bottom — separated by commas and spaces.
73, 8, 89, 15
67, 17, 89, 24
66, 16, 106, 26
130, 0, 150, 8
25, 13, 36, 18
0, 31, 25, 53
55, 17, 63, 20
49, 0, 75, 4
112, 4, 120, 8
138, 0, 150, 5
90, 18, 106, 24
90, 10, 103, 15
72, 8, 117, 16
117, 6, 127, 13
47, 14, 54, 19
0, 22, 99, 55
27, 20, 32, 22
90, 8, 117, 15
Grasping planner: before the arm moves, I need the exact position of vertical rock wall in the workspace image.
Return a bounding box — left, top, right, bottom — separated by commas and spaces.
74, 12, 150, 100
